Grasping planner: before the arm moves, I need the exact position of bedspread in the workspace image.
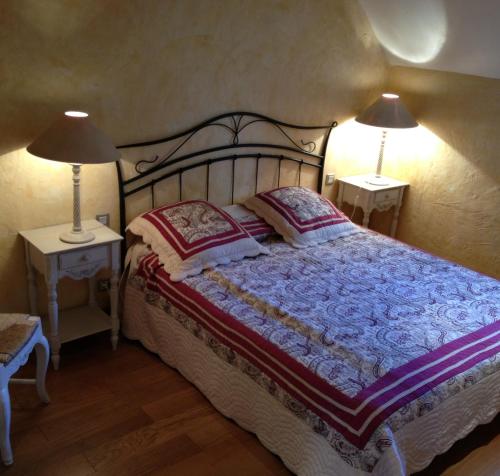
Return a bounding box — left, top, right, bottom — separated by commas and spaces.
129, 230, 500, 472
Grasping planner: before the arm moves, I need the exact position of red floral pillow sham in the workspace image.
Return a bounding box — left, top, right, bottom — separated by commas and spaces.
244, 186, 358, 248
127, 200, 268, 281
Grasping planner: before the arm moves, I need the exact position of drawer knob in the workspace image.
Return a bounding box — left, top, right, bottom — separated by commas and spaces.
80, 255, 89, 262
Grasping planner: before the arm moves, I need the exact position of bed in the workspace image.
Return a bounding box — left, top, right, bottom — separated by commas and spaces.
116, 112, 500, 475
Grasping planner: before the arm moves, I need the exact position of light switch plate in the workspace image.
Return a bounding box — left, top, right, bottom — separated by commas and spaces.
96, 213, 110, 226
325, 173, 335, 185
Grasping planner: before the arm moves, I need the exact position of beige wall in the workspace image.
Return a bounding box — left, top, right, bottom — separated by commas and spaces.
0, 0, 387, 313
384, 66, 500, 278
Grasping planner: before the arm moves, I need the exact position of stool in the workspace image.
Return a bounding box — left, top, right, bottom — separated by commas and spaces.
0, 314, 50, 465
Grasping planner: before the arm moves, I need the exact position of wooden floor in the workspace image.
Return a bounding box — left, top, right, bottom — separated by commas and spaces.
2, 334, 499, 476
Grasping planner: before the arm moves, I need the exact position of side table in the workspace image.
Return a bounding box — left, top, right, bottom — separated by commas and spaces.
19, 219, 123, 369
336, 174, 409, 237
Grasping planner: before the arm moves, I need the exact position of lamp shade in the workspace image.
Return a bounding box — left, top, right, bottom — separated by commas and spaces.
27, 111, 120, 164
355, 94, 418, 129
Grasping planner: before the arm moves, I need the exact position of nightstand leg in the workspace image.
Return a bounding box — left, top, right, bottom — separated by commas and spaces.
47, 282, 60, 370
390, 190, 404, 238
110, 271, 120, 350
336, 183, 344, 208
24, 242, 38, 315
362, 209, 371, 228
390, 205, 401, 238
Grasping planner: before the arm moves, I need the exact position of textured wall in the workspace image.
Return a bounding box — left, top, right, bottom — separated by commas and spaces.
383, 66, 500, 278
0, 0, 387, 312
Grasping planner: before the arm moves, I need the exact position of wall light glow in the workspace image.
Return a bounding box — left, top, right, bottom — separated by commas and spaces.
359, 0, 447, 64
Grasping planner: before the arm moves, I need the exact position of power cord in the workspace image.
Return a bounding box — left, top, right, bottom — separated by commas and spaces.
350, 185, 362, 220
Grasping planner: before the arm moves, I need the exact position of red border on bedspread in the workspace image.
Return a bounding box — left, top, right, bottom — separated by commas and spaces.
136, 253, 500, 449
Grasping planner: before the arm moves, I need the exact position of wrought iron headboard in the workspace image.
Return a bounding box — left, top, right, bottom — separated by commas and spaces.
116, 111, 337, 238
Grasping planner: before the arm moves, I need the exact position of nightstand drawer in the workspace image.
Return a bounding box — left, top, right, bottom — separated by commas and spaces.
374, 188, 399, 204
59, 246, 107, 270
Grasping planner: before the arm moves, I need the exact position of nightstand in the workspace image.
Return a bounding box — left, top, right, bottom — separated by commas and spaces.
19, 220, 123, 370
336, 174, 409, 237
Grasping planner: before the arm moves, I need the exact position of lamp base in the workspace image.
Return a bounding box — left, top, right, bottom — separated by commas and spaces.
59, 230, 95, 244
365, 174, 390, 186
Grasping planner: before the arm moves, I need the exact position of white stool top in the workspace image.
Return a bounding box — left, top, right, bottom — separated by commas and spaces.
0, 314, 38, 365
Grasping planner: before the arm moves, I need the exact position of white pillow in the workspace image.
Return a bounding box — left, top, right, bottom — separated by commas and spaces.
222, 204, 275, 241
245, 186, 357, 248
127, 200, 268, 281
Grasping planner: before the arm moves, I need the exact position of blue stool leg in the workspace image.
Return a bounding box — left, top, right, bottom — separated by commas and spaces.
0, 385, 13, 465
35, 334, 50, 404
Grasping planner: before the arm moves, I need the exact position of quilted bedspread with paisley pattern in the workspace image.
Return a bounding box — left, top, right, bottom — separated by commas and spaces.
129, 229, 500, 472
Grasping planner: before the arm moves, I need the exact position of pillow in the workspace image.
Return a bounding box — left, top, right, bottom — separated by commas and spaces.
244, 186, 357, 248
222, 204, 275, 241
127, 200, 268, 281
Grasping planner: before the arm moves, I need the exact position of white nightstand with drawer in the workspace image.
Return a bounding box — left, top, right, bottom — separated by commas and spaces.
336, 174, 409, 237
20, 220, 123, 369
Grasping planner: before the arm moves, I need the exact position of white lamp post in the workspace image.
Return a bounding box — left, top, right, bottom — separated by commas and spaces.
355, 93, 418, 186
27, 111, 120, 243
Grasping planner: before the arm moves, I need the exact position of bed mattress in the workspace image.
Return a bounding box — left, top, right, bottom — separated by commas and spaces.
122, 230, 500, 475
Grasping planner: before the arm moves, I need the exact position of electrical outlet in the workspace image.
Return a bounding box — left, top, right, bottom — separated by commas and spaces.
325, 173, 335, 185
96, 213, 110, 226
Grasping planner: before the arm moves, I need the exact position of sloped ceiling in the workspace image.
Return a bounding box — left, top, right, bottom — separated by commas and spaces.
359, 0, 500, 79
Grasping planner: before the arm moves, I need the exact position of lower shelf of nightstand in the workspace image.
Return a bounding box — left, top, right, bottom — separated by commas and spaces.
42, 305, 112, 344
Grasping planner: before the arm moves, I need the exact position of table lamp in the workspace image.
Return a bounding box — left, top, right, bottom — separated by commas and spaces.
27, 111, 120, 243
355, 93, 418, 186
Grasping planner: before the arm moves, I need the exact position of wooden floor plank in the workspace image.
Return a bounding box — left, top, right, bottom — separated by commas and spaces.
0, 333, 498, 475
94, 434, 200, 475
26, 453, 96, 476
147, 436, 286, 476
442, 434, 500, 476
142, 385, 211, 422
